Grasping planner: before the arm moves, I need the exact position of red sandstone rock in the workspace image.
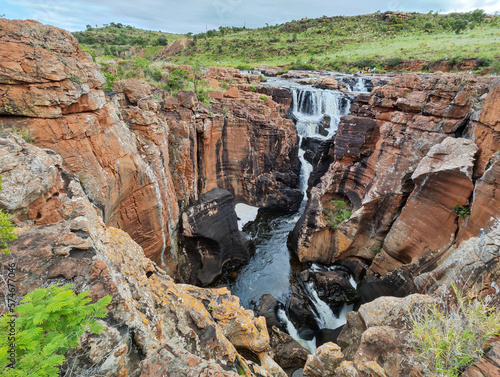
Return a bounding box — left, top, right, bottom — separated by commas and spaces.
0, 19, 105, 118
291, 73, 495, 275
119, 78, 156, 104
224, 86, 240, 98
372, 137, 477, 275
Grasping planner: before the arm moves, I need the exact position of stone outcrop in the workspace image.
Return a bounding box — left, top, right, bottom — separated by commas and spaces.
0, 19, 300, 282
0, 18, 106, 118
0, 134, 286, 376
155, 38, 194, 59
290, 73, 498, 282
199, 93, 301, 212
336, 294, 435, 376
371, 137, 478, 275
182, 188, 250, 285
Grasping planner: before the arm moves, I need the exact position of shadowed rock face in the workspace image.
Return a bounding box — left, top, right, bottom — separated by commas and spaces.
0, 19, 300, 280
290, 72, 498, 281
182, 188, 250, 285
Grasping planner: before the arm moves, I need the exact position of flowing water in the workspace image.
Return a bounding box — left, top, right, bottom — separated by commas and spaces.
231, 73, 369, 349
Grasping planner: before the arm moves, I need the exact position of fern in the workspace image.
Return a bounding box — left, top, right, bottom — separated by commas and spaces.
0, 284, 112, 376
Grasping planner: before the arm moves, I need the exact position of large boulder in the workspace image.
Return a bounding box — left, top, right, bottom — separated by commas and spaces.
371, 137, 478, 275
0, 18, 105, 118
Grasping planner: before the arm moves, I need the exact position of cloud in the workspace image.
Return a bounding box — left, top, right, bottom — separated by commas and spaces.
4, 0, 499, 33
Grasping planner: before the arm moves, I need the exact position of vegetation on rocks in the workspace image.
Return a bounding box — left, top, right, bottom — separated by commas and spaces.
324, 200, 352, 230
454, 204, 471, 218
0, 176, 16, 254
409, 286, 500, 376
73, 23, 185, 58
99, 56, 216, 104
0, 284, 111, 377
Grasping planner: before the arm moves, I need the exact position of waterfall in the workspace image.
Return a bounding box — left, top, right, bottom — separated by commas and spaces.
352, 77, 367, 92
277, 309, 316, 352
230, 74, 362, 352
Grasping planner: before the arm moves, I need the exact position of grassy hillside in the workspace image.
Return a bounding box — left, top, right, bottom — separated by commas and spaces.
73, 23, 187, 59
73, 11, 500, 94
170, 10, 500, 72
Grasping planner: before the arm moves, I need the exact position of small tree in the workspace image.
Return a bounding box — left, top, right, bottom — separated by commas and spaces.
0, 284, 112, 376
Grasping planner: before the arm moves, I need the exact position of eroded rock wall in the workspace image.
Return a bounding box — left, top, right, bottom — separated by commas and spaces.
0, 134, 286, 376
0, 19, 299, 281
290, 72, 499, 281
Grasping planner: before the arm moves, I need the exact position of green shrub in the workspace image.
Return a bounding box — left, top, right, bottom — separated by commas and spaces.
454, 204, 471, 218
385, 57, 403, 67
102, 71, 117, 92
354, 58, 375, 68
490, 58, 500, 75
151, 69, 163, 82
324, 199, 352, 229
235, 64, 254, 71
0, 284, 112, 376
259, 95, 268, 101
290, 60, 317, 71
0, 176, 16, 254
409, 285, 500, 376
249, 86, 257, 92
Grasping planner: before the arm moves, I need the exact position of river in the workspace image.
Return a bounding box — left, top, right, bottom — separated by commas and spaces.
226, 72, 370, 350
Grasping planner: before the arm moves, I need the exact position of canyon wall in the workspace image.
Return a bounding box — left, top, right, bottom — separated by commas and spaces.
0, 19, 300, 283
0, 133, 286, 376
290, 72, 499, 287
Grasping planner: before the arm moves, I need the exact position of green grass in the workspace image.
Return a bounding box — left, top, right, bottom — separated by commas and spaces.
409, 285, 500, 376
168, 11, 500, 72
73, 23, 186, 59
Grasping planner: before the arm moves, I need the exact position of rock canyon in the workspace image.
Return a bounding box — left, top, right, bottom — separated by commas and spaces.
0, 18, 499, 377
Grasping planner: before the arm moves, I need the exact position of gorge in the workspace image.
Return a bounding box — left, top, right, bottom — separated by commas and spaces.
0, 18, 499, 377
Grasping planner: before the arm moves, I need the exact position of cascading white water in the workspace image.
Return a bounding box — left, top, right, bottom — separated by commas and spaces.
232, 73, 369, 351
352, 77, 367, 92
277, 309, 316, 352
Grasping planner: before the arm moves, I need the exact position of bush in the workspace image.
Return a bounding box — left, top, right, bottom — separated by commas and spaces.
290, 60, 317, 71
102, 71, 117, 92
354, 58, 375, 69
0, 176, 16, 254
0, 284, 112, 376
324, 199, 352, 229
259, 95, 268, 101
151, 69, 163, 82
385, 57, 403, 67
409, 285, 500, 376
490, 58, 500, 75
454, 204, 471, 218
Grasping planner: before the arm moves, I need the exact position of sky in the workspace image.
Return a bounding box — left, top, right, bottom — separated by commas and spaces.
2, 0, 499, 34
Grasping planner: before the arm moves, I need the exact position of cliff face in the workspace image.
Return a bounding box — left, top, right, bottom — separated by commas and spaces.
0, 19, 299, 281
0, 134, 286, 376
290, 72, 499, 281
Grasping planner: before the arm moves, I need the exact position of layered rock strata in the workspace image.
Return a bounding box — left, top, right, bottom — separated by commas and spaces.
0, 133, 287, 376
0, 19, 300, 281
290, 72, 499, 283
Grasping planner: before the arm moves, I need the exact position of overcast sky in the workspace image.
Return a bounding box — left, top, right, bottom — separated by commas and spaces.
3, 0, 499, 34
